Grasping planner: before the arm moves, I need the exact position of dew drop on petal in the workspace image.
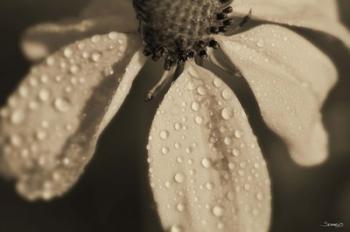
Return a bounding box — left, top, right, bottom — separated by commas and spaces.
195, 116, 203, 124
221, 89, 233, 100
174, 173, 185, 183
231, 148, 240, 157
38, 89, 50, 102
213, 78, 222, 88
160, 130, 169, 140
191, 101, 200, 111
10, 110, 25, 125
169, 225, 183, 232
91, 52, 102, 62
197, 86, 207, 95
174, 122, 182, 130
256, 192, 264, 201
176, 203, 185, 212
161, 147, 169, 155
212, 205, 224, 217
54, 98, 71, 112
201, 158, 211, 168
221, 107, 232, 120
234, 129, 242, 138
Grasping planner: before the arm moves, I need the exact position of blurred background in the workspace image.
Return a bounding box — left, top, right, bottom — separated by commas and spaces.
0, 0, 349, 232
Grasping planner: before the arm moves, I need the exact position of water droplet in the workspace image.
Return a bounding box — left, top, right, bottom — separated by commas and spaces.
38, 89, 50, 102
221, 107, 232, 120
201, 158, 211, 168
161, 147, 169, 155
164, 181, 171, 188
176, 157, 183, 163
159, 130, 169, 140
217, 222, 224, 230
169, 225, 183, 232
205, 182, 214, 190
256, 192, 264, 200
234, 130, 242, 138
176, 203, 185, 212
195, 116, 203, 124
10, 110, 25, 124
232, 148, 240, 157
226, 162, 234, 171
221, 89, 233, 100
197, 86, 207, 95
10, 134, 22, 147
212, 206, 224, 217
91, 52, 101, 62
54, 98, 71, 112
185, 147, 192, 154
108, 32, 118, 40
224, 137, 232, 145
174, 122, 182, 130
191, 102, 200, 111
213, 78, 222, 88
63, 48, 73, 58
91, 35, 101, 43
174, 173, 185, 183
70, 65, 80, 74
19, 86, 29, 97
35, 130, 47, 141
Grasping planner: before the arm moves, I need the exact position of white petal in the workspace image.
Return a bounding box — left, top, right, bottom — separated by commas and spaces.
0, 32, 145, 200
219, 24, 337, 166
148, 63, 271, 232
22, 16, 137, 61
232, 0, 350, 48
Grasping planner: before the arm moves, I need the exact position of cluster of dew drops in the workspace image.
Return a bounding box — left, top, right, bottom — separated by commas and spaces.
146, 67, 270, 231
0, 32, 130, 199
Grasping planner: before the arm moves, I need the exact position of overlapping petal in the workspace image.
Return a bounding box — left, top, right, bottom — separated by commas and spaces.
219, 24, 337, 166
148, 63, 271, 232
22, 17, 138, 61
22, 0, 138, 61
232, 0, 350, 48
0, 32, 145, 200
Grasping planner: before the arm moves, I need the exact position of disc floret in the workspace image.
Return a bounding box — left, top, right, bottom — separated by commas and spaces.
133, 0, 235, 70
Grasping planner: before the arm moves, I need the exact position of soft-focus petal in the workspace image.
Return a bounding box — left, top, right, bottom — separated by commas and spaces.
22, 15, 137, 61
232, 0, 350, 48
0, 32, 145, 200
219, 24, 337, 166
148, 63, 271, 232
81, 0, 137, 29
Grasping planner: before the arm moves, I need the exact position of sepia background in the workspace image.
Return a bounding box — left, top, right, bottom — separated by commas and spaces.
0, 0, 349, 231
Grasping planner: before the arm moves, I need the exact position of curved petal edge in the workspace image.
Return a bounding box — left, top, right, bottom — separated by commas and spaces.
0, 32, 145, 200
219, 24, 336, 166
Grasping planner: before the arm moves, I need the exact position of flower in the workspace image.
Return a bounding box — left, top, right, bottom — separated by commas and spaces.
0, 0, 349, 231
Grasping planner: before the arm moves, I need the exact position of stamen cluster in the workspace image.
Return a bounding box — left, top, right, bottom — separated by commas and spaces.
133, 0, 234, 69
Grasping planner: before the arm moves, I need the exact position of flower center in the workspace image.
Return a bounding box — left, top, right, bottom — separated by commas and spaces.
133, 0, 234, 70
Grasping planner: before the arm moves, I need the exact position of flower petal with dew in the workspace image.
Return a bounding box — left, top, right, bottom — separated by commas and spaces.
231, 0, 350, 48
148, 63, 271, 232
22, 0, 137, 61
219, 24, 337, 166
0, 32, 145, 200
